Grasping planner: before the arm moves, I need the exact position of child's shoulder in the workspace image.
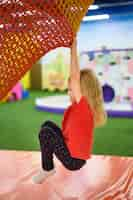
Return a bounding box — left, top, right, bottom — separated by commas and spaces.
73, 96, 93, 117
73, 96, 88, 108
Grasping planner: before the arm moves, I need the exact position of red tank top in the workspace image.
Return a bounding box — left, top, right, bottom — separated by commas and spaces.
62, 96, 94, 160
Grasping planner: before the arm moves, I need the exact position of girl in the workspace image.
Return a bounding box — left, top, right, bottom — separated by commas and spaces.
32, 38, 107, 184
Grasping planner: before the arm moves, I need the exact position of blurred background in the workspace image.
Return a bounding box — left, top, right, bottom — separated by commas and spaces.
0, 0, 133, 157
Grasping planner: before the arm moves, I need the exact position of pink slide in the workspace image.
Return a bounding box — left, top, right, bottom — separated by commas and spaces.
10, 82, 22, 100
0, 151, 132, 200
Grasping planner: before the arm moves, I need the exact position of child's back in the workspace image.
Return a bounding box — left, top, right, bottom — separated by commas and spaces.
62, 96, 94, 160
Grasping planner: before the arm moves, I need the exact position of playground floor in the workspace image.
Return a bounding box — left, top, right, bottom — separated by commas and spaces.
0, 90, 133, 157
0, 150, 133, 200
0, 91, 133, 199
36, 95, 133, 117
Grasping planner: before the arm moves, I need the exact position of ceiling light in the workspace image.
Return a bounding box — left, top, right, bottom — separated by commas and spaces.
89, 5, 99, 10
83, 14, 110, 22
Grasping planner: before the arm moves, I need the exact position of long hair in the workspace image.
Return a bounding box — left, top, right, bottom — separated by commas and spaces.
80, 68, 107, 128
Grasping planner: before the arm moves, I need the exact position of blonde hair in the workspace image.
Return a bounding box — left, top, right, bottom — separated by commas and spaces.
80, 68, 107, 128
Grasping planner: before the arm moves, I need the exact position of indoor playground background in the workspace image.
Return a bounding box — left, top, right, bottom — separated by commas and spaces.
0, 8, 133, 157
0, 1, 133, 199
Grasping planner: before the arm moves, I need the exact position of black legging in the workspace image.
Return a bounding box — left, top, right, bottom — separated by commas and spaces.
39, 121, 86, 171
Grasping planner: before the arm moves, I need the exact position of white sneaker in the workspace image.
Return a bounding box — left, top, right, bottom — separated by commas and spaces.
32, 169, 56, 184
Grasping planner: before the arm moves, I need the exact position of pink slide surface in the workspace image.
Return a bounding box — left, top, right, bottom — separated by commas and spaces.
0, 151, 132, 200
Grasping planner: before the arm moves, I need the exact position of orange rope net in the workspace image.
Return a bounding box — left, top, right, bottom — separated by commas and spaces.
0, 0, 93, 100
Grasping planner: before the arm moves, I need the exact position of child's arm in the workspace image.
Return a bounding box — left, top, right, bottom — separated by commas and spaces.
70, 38, 80, 78
70, 38, 82, 103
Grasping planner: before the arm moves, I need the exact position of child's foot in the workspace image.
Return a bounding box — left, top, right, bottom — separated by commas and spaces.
32, 169, 56, 184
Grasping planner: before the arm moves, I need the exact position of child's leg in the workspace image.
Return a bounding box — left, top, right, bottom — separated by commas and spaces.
33, 120, 86, 184
41, 120, 86, 171
39, 127, 55, 171
32, 127, 56, 183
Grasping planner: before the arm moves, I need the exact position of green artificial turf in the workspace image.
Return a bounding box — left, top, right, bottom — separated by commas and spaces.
0, 90, 133, 157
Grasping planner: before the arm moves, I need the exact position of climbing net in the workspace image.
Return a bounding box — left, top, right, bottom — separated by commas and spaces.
0, 0, 93, 100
